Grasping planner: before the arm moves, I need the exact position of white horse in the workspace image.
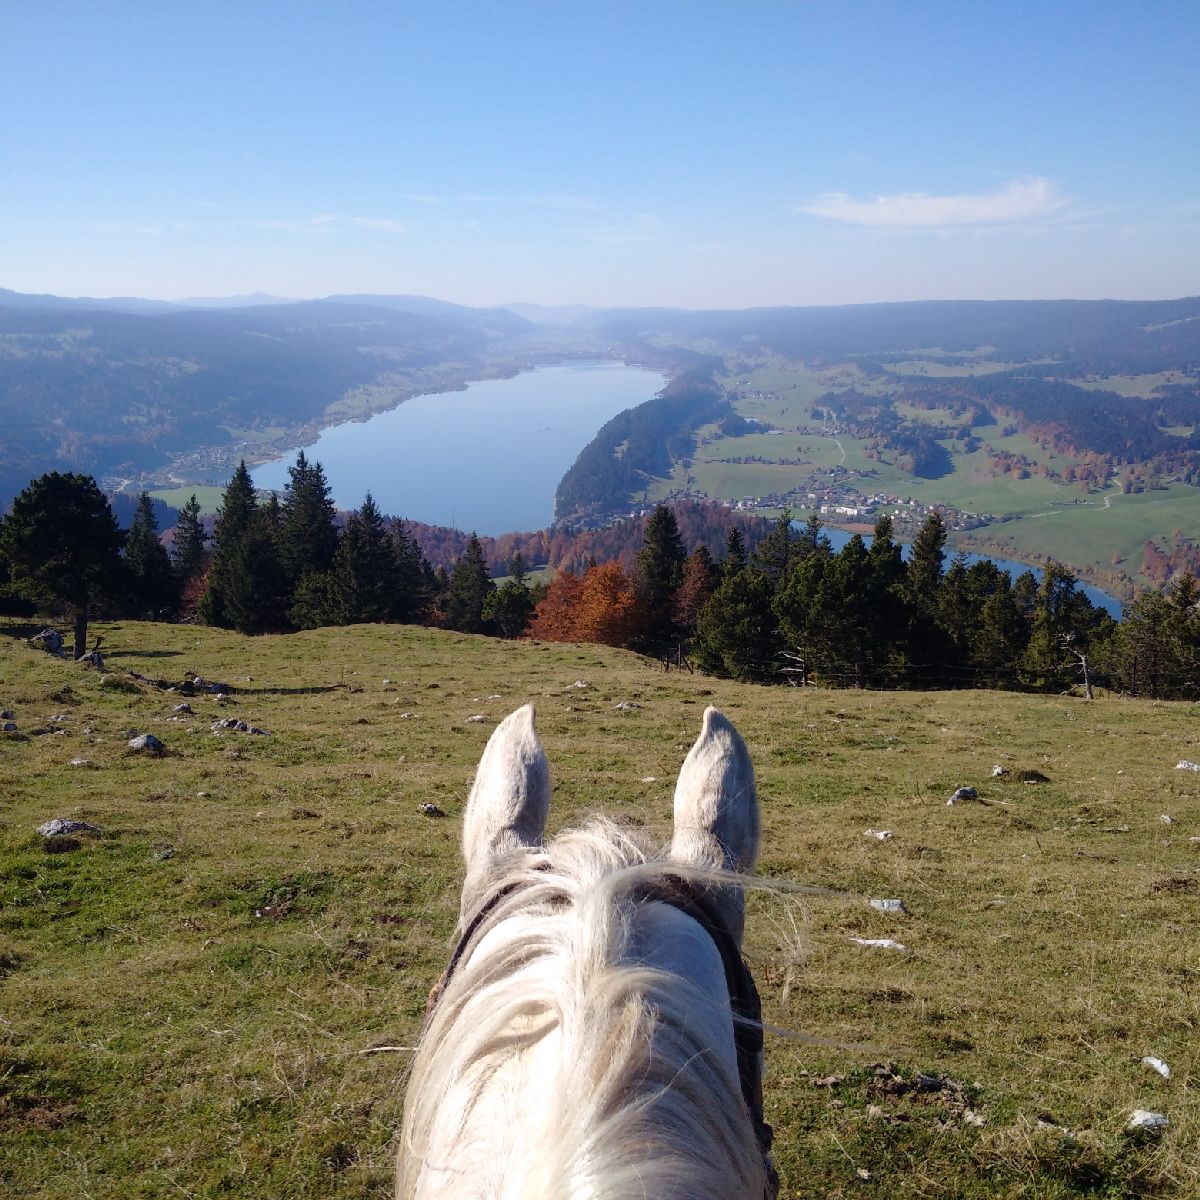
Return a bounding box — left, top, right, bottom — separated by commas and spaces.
398, 704, 777, 1200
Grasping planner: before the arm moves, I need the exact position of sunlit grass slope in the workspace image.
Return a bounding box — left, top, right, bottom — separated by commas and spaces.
2, 619, 1197, 1198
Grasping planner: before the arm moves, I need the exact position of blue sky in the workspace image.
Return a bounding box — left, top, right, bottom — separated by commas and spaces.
2, 1, 1197, 308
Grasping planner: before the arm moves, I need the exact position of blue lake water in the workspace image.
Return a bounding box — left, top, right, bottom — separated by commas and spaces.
820, 527, 1122, 617
251, 361, 667, 535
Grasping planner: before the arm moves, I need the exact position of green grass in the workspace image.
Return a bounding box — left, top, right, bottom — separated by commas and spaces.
147, 486, 227, 514
2, 619, 1198, 1197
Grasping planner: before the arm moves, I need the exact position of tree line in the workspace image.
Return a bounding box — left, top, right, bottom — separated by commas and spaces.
5, 462, 1200, 700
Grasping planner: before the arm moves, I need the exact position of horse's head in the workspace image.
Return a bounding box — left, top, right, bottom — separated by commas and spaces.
399, 705, 775, 1200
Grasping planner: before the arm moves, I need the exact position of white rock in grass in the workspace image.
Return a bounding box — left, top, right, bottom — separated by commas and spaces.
1159, 814, 1173, 824
1127, 1109, 1168, 1135
991, 765, 1007, 777
864, 828, 893, 840
1142, 1056, 1171, 1079
849, 936, 908, 952
869, 898, 907, 914
465, 714, 488, 723
38, 818, 101, 837
948, 786, 977, 805
1175, 760, 1200, 772
128, 733, 166, 756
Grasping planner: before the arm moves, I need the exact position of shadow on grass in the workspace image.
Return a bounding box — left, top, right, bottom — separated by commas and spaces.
104, 649, 185, 659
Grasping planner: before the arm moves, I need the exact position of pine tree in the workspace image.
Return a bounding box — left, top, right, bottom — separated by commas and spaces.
125, 491, 176, 618
280, 451, 339, 586
693, 568, 780, 682
722, 527, 747, 577
752, 507, 796, 583
334, 493, 399, 623
199, 461, 258, 628
171, 494, 208, 586
391, 519, 432, 624
633, 504, 687, 650
485, 578, 535, 638
0, 472, 125, 658
444, 533, 494, 633
226, 500, 289, 634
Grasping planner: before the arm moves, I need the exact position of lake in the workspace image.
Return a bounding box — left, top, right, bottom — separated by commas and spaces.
251, 360, 667, 534
820, 526, 1122, 617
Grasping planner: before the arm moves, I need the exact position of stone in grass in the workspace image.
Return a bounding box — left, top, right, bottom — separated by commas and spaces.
210, 718, 269, 735
465, 714, 489, 724
947, 786, 977, 805
69, 757, 95, 768
418, 802, 447, 817
849, 936, 908, 952
172, 702, 194, 715
38, 818, 102, 838
1126, 1109, 1168, 1136
1, 708, 14, 720
864, 828, 893, 840
869, 898, 908, 914
614, 701, 642, 711
128, 733, 166, 756
1, 722, 16, 734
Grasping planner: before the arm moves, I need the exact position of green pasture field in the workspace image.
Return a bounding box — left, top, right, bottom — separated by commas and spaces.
2, 619, 1197, 1198
882, 359, 1028, 378
970, 484, 1200, 574
1075, 374, 1190, 399
146, 486, 227, 515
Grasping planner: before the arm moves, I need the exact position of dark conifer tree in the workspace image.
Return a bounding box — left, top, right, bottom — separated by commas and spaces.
722, 526, 748, 577
199, 461, 258, 628
125, 490, 176, 618
0, 472, 124, 657
171, 493, 208, 587
444, 533, 494, 633
693, 567, 780, 681
633, 504, 687, 650
281, 451, 339, 586
391, 520, 432, 624
227, 500, 289, 634
333, 493, 399, 624
752, 507, 796, 584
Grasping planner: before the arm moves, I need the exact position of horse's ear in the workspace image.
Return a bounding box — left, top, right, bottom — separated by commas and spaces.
462, 704, 550, 876
671, 707, 759, 876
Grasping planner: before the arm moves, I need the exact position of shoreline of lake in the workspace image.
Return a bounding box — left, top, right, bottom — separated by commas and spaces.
251, 360, 667, 535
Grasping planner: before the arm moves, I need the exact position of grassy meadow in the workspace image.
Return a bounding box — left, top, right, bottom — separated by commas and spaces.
2, 618, 1198, 1198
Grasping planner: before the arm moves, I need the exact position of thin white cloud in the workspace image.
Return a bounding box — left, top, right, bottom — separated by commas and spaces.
255, 214, 408, 234
796, 177, 1068, 228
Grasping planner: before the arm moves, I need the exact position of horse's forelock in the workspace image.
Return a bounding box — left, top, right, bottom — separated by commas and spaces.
398, 818, 770, 1200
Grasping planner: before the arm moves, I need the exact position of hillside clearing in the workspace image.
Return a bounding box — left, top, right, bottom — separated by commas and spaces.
2, 619, 1197, 1198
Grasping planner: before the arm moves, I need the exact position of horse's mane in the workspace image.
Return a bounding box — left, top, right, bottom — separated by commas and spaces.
398, 817, 770, 1200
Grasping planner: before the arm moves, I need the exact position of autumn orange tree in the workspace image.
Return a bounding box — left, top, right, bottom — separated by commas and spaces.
576, 562, 641, 647
527, 569, 584, 641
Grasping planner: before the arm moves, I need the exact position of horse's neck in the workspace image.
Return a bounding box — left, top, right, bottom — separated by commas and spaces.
410, 901, 745, 1200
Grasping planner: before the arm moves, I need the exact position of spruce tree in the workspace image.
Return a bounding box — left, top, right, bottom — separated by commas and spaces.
444, 534, 494, 633
334, 493, 399, 623
722, 526, 748, 577
171, 494, 208, 585
0, 472, 124, 657
693, 568, 780, 682
281, 451, 339, 586
125, 491, 176, 618
633, 504, 686, 650
752, 507, 796, 584
391, 519, 431, 624
226, 500, 289, 634
199, 461, 258, 628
